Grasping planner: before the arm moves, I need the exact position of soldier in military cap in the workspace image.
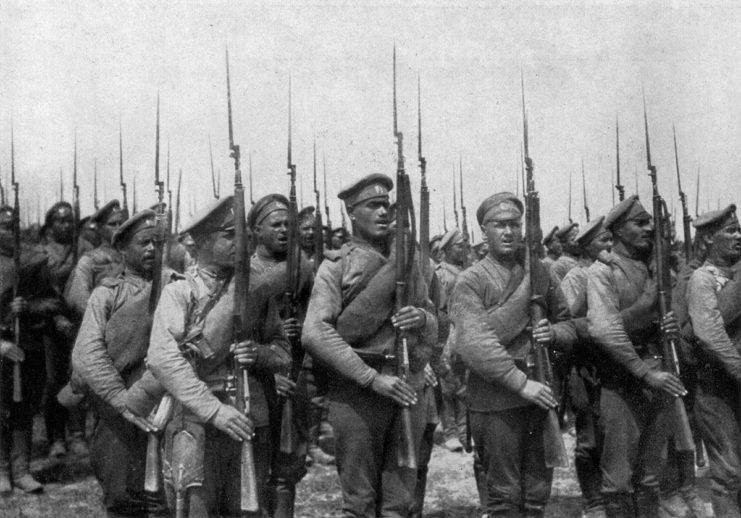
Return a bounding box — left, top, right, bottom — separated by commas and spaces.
542, 225, 561, 270
330, 226, 349, 250
141, 195, 289, 517
0, 205, 67, 493
77, 215, 101, 257
557, 215, 612, 517
587, 195, 685, 517
549, 221, 579, 285
302, 173, 438, 517
71, 209, 168, 517
687, 204, 741, 517
450, 192, 574, 517
435, 228, 468, 453
297, 206, 317, 262
429, 234, 443, 264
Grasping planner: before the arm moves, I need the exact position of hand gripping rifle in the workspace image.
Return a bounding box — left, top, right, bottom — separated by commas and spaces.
312, 137, 324, 270
10, 125, 22, 403
672, 125, 693, 261
226, 48, 260, 513
643, 95, 694, 453
279, 78, 304, 455
393, 47, 418, 470
521, 73, 568, 468
417, 76, 430, 279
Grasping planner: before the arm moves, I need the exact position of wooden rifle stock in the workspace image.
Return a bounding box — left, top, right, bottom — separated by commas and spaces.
144, 394, 175, 493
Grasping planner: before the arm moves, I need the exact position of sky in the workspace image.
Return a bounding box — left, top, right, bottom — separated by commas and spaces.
2, 1, 741, 239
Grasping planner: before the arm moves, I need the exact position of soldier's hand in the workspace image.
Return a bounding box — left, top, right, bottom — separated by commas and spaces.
274, 374, 296, 398
518, 380, 558, 410
371, 374, 418, 407
532, 319, 554, 345
10, 297, 28, 316
211, 404, 254, 442
232, 340, 258, 367
282, 318, 302, 340
121, 409, 156, 433
424, 364, 438, 388
392, 306, 426, 332
643, 371, 687, 397
0, 340, 24, 362
660, 312, 680, 342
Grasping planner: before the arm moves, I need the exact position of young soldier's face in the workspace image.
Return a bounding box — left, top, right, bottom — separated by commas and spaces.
256, 210, 288, 256
211, 228, 236, 268
124, 227, 157, 276
350, 198, 390, 243
101, 211, 125, 244
710, 219, 741, 264
482, 216, 522, 260
615, 216, 653, 254
584, 231, 613, 261
299, 216, 315, 250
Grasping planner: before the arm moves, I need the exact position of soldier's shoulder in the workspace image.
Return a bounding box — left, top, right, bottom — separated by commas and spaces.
323, 249, 342, 262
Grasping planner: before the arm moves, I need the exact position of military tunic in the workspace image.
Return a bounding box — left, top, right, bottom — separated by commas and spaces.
302, 238, 438, 518
64, 243, 124, 318
71, 270, 167, 516
549, 252, 579, 286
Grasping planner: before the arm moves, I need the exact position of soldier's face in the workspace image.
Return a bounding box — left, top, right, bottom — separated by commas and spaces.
101, 211, 125, 243
211, 228, 236, 268
548, 239, 563, 256
124, 227, 157, 276
562, 226, 580, 255
584, 231, 613, 261
256, 210, 288, 256
615, 216, 653, 254
50, 207, 74, 243
710, 219, 741, 264
350, 198, 390, 243
299, 216, 315, 249
445, 239, 468, 266
0, 211, 14, 254
482, 216, 523, 260
82, 221, 100, 246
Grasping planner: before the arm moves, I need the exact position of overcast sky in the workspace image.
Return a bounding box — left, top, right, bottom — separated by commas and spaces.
2, 1, 740, 237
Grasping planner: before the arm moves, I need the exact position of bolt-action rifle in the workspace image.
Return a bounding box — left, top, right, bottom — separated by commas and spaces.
392, 47, 418, 470
672, 125, 692, 260
209, 136, 220, 199
10, 125, 22, 403
643, 94, 694, 453
72, 136, 80, 264
418, 76, 430, 279
616, 117, 625, 202
522, 72, 568, 468
323, 155, 331, 232
225, 48, 260, 513
312, 137, 324, 270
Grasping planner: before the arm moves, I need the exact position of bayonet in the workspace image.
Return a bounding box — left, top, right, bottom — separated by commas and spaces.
209, 136, 220, 199
94, 159, 100, 210
322, 155, 331, 230
581, 158, 590, 222
418, 75, 430, 276
615, 116, 625, 202
119, 122, 129, 219
312, 135, 324, 269
174, 168, 182, 235
59, 168, 64, 201
568, 168, 572, 223
166, 142, 173, 239
673, 124, 692, 259
248, 151, 254, 205
72, 134, 80, 263
132, 174, 137, 214
460, 155, 469, 245
149, 93, 166, 315
452, 165, 459, 229
695, 167, 700, 217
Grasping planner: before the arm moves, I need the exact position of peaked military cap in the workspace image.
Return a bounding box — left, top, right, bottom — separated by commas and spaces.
298, 206, 315, 224
694, 204, 737, 234
91, 200, 121, 224
439, 228, 465, 251
575, 216, 608, 246
556, 222, 578, 240
604, 195, 650, 230
338, 173, 393, 208
182, 195, 235, 242
248, 194, 289, 228
543, 226, 559, 245
476, 192, 523, 225
149, 202, 166, 213
112, 209, 157, 248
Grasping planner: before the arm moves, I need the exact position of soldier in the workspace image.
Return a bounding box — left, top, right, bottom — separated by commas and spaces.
542, 225, 560, 270
302, 173, 438, 517
330, 226, 349, 250
297, 206, 316, 261
687, 205, 741, 517
549, 222, 579, 285
71, 209, 168, 517
451, 192, 574, 517
429, 234, 443, 264
38, 201, 78, 459
143, 195, 288, 517
587, 195, 685, 517
435, 228, 468, 453
65, 199, 125, 319
558, 216, 612, 518
0, 205, 65, 493
77, 215, 101, 257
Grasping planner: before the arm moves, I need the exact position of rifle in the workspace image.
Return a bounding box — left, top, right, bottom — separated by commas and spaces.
10, 124, 22, 403
459, 155, 469, 244
392, 46, 418, 470
93, 159, 100, 210
672, 125, 692, 260
209, 136, 220, 199
643, 94, 695, 453
442, 198, 447, 233
166, 144, 173, 258
568, 168, 572, 223
279, 78, 304, 455
452, 166, 459, 229
119, 123, 129, 219
312, 137, 324, 270
695, 168, 700, 218
174, 168, 182, 235
132, 174, 137, 215
521, 72, 568, 468
72, 136, 80, 264
225, 47, 260, 513
417, 75, 430, 278
581, 159, 590, 222
143, 95, 169, 497
323, 155, 331, 231
248, 151, 254, 206
615, 116, 625, 202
